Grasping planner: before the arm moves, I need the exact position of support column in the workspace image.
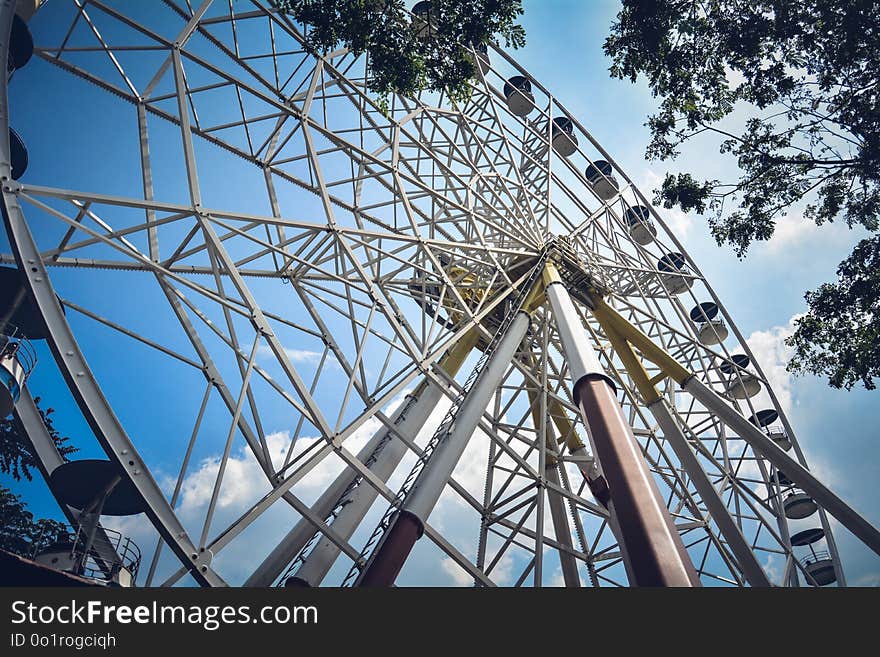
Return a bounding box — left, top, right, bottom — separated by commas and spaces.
244, 423, 394, 586
544, 262, 700, 587
245, 331, 478, 586
590, 294, 880, 563
525, 380, 580, 587
648, 398, 770, 586
685, 377, 880, 557
284, 332, 479, 587
13, 388, 122, 576
359, 310, 532, 586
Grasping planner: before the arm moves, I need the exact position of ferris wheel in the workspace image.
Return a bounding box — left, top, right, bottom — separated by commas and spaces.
2, 0, 879, 588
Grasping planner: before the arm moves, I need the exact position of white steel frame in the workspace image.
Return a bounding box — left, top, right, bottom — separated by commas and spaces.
1, 0, 868, 587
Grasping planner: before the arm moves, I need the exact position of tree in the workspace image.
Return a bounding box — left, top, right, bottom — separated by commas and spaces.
1, 396, 77, 481
785, 236, 880, 390
0, 486, 69, 556
0, 398, 76, 556
271, 0, 525, 103
603, 0, 880, 390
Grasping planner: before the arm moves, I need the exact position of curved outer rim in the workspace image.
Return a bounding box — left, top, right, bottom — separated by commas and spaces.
0, 0, 225, 586
1, 1, 849, 586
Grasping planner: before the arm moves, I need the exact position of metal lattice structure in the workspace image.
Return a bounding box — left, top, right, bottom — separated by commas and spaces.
3, 0, 878, 588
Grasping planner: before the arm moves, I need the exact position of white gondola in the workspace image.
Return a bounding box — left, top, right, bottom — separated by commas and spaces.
503, 75, 534, 117
656, 251, 693, 295
551, 117, 577, 156
689, 301, 728, 345
39, 460, 145, 585
33, 543, 79, 571
784, 492, 819, 520
790, 528, 836, 585
803, 555, 836, 586
767, 426, 792, 451
720, 354, 761, 399
585, 159, 619, 200
749, 408, 791, 450
32, 524, 141, 587
625, 205, 658, 246
0, 326, 36, 418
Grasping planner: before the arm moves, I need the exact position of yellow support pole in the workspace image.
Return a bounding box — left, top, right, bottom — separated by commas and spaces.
600, 322, 662, 405
576, 284, 880, 581
435, 327, 480, 381
590, 296, 692, 385
524, 364, 586, 454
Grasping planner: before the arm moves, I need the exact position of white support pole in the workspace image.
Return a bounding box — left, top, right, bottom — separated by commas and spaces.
685, 376, 880, 557
247, 330, 478, 587
358, 310, 531, 586
286, 381, 448, 586
544, 284, 609, 386
405, 312, 530, 523
244, 400, 411, 586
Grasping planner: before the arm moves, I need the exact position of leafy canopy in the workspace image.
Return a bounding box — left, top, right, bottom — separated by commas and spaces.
0, 486, 70, 556
786, 236, 880, 390
0, 397, 76, 555
604, 0, 880, 389
272, 0, 525, 103
1, 396, 77, 481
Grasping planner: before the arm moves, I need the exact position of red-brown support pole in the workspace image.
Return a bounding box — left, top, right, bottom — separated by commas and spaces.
357, 510, 423, 587
574, 376, 700, 586
544, 263, 700, 586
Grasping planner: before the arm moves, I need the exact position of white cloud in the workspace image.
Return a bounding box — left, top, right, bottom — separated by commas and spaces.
745, 315, 801, 415
257, 344, 324, 363
103, 387, 561, 588
760, 210, 866, 257
762, 552, 785, 586
724, 66, 747, 88
441, 556, 474, 587
104, 394, 409, 585
547, 568, 566, 587
853, 572, 880, 587
744, 317, 843, 490
762, 212, 824, 253
769, 214, 817, 250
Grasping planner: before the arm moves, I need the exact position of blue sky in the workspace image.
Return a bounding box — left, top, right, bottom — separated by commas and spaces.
3, 0, 878, 587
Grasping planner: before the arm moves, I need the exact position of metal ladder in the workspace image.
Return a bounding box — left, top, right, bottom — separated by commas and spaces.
341, 250, 550, 586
